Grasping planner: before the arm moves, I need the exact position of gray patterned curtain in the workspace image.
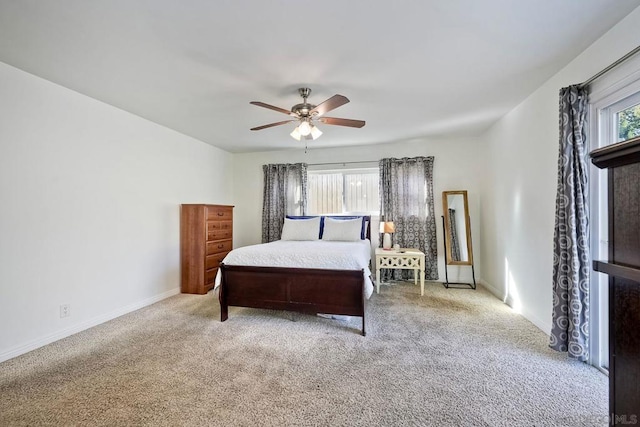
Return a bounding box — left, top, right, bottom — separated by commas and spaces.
549, 85, 589, 361
262, 163, 307, 243
379, 157, 438, 280
448, 209, 461, 262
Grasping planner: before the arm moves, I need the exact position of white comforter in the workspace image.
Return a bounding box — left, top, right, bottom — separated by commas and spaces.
214, 240, 374, 298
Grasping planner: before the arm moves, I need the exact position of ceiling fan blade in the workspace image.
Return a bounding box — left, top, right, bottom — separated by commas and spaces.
318, 117, 366, 128
250, 101, 294, 116
310, 95, 349, 116
250, 120, 295, 131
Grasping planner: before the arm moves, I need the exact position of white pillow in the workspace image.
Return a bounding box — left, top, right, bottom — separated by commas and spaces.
280, 217, 321, 241
321, 218, 363, 241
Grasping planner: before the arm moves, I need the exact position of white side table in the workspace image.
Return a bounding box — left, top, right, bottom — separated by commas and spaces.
375, 248, 425, 296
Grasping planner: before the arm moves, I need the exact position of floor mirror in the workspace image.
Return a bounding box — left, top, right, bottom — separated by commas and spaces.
442, 190, 476, 289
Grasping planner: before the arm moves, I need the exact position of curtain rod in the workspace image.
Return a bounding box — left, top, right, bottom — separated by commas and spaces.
308, 160, 378, 166
308, 156, 431, 166
579, 45, 640, 88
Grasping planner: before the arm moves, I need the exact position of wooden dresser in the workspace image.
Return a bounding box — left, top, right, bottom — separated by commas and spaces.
180, 204, 234, 294
591, 137, 640, 421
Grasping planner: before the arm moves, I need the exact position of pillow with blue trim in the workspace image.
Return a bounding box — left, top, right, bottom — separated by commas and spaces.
285, 215, 321, 239
280, 217, 321, 241
321, 217, 363, 241
322, 216, 367, 240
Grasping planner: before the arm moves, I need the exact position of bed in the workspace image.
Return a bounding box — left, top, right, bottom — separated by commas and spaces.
217, 216, 372, 335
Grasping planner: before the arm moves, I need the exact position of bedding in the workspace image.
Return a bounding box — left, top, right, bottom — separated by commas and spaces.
215, 239, 374, 298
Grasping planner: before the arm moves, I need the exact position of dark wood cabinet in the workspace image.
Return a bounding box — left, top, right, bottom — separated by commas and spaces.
180, 204, 234, 294
591, 136, 640, 421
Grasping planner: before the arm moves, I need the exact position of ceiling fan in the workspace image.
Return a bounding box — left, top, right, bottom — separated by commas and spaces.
250, 87, 365, 141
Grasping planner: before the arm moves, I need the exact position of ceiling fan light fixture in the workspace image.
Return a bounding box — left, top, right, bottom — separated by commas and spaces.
251, 87, 365, 140
310, 125, 322, 140
290, 127, 302, 141
298, 120, 312, 136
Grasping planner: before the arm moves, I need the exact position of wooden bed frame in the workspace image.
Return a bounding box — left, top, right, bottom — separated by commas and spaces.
219, 216, 371, 336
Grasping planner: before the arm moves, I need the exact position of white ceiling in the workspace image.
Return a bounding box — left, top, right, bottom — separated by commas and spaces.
0, 1, 638, 153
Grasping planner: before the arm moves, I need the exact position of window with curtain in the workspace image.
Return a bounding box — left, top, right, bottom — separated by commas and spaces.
262, 163, 307, 243
379, 156, 438, 280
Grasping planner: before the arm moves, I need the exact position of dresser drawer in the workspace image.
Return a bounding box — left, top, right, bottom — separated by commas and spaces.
205, 252, 228, 270
206, 240, 232, 255
207, 220, 233, 231
206, 206, 233, 221
207, 228, 232, 241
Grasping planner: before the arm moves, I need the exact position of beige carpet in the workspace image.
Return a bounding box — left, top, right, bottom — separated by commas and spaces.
0, 282, 607, 426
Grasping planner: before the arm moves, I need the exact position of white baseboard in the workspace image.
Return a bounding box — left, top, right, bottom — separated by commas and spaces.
479, 278, 551, 336
0, 287, 180, 363
478, 278, 505, 300
519, 306, 552, 336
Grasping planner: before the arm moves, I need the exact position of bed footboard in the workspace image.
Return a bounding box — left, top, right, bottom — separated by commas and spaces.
219, 264, 366, 336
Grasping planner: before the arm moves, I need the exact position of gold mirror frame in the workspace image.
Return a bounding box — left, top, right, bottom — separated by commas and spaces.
442, 190, 473, 266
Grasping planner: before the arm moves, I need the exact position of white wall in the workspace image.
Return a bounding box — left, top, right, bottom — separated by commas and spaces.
479, 8, 640, 333
233, 137, 485, 283
0, 61, 233, 362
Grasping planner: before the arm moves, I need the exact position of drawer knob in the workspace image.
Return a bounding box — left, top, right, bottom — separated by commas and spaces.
218, 244, 224, 248
218, 212, 224, 216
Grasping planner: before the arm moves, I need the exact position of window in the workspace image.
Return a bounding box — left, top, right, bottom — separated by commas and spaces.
616, 101, 640, 142
307, 168, 379, 215
590, 62, 640, 372
600, 91, 640, 147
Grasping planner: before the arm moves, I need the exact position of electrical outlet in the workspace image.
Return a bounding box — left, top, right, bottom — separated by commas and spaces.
60, 304, 70, 318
